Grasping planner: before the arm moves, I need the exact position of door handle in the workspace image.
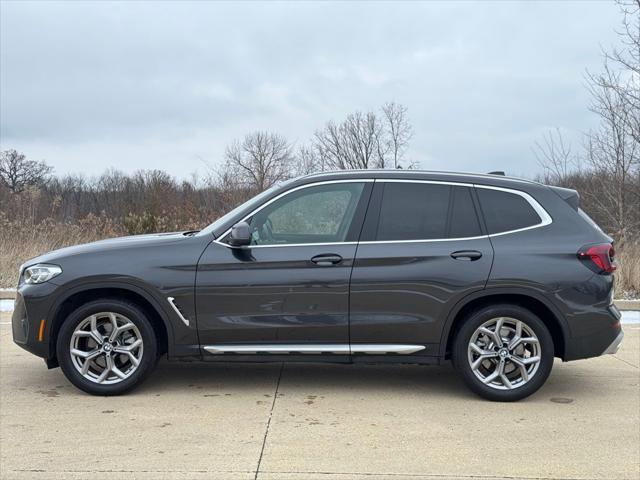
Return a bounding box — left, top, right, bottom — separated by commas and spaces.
450, 250, 483, 261
311, 254, 343, 266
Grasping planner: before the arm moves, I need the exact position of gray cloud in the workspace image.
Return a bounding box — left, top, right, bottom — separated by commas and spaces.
0, 1, 621, 177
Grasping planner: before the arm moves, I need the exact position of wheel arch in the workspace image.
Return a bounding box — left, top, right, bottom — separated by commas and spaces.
47, 283, 172, 365
441, 289, 568, 361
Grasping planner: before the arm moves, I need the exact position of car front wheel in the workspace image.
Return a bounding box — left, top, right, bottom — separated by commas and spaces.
453, 304, 554, 401
57, 299, 158, 395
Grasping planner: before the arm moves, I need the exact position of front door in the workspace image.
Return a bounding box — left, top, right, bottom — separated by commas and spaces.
349, 180, 494, 358
196, 180, 372, 355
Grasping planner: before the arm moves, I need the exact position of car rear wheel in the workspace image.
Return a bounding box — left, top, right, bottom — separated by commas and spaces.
453, 304, 554, 401
57, 299, 158, 395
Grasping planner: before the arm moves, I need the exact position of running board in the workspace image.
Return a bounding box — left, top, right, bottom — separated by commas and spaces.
203, 344, 426, 355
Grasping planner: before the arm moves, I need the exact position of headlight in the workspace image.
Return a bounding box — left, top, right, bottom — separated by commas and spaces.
23, 264, 62, 284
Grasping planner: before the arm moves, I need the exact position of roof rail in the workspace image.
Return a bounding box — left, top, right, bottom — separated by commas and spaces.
487, 171, 505, 176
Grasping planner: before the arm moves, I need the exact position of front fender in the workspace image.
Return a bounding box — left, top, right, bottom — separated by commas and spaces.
45, 276, 197, 361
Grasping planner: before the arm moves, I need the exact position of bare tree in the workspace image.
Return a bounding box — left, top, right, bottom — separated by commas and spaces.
606, 1, 640, 110
313, 111, 384, 170
312, 104, 413, 170
223, 131, 294, 192
533, 128, 578, 185
590, 1, 640, 147
382, 102, 413, 169
585, 69, 639, 241
0, 150, 53, 194
582, 1, 640, 241
294, 145, 320, 176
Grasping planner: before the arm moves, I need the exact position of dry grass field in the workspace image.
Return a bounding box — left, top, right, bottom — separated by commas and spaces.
0, 215, 125, 287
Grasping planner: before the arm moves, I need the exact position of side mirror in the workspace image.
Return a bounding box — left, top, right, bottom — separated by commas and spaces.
228, 221, 252, 247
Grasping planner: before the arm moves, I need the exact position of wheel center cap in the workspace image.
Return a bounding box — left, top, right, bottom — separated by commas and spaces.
103, 343, 113, 353
499, 348, 509, 359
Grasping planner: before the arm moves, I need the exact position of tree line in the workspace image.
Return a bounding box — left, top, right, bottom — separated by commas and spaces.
0, 102, 413, 235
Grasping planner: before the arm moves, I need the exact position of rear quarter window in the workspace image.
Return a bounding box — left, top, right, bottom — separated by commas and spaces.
477, 188, 542, 234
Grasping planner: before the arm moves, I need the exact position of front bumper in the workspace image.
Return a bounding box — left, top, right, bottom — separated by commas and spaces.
12, 282, 60, 360
602, 330, 624, 355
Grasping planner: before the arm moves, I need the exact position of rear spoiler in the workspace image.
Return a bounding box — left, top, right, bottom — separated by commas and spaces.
550, 186, 579, 210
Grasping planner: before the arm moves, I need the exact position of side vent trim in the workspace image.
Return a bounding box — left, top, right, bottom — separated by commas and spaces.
167, 297, 190, 327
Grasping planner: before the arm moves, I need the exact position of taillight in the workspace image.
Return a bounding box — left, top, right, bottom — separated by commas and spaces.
577, 243, 617, 274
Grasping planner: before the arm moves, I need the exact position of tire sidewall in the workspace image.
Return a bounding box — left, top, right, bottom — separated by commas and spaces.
453, 304, 554, 402
57, 299, 157, 396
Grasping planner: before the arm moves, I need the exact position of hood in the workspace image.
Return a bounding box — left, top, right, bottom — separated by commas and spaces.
24, 231, 192, 266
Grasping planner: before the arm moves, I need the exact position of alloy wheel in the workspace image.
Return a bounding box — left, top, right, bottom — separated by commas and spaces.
467, 316, 541, 390
69, 312, 144, 384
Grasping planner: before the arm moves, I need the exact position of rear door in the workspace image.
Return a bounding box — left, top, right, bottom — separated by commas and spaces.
349, 180, 494, 358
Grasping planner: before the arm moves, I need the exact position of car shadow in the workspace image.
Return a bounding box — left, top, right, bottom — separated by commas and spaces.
17, 353, 610, 403
132, 358, 614, 403
132, 359, 479, 400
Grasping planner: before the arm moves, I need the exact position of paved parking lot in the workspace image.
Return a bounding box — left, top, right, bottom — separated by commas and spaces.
1, 310, 638, 480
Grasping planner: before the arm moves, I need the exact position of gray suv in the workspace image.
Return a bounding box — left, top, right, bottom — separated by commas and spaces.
12, 170, 623, 401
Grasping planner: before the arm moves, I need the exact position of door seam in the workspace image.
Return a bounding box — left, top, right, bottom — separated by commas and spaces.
347, 180, 376, 359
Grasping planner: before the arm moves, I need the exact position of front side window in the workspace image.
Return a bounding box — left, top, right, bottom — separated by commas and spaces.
375, 183, 482, 241
476, 188, 542, 234
237, 182, 365, 246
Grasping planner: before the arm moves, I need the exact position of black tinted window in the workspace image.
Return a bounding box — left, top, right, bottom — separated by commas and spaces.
477, 188, 541, 234
377, 183, 450, 240
374, 183, 483, 241
449, 186, 482, 238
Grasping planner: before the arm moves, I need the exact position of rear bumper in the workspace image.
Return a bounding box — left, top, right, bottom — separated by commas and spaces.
563, 304, 623, 361
602, 330, 624, 355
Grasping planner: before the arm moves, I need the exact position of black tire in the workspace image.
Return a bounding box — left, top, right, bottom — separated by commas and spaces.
452, 304, 554, 402
56, 298, 158, 395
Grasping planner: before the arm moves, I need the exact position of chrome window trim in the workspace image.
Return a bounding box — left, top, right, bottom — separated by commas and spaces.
214, 179, 373, 249
212, 177, 553, 249
226, 241, 359, 249
358, 235, 489, 245
204, 343, 426, 355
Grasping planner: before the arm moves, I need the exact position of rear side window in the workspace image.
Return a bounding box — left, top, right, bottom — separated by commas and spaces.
477, 188, 541, 234
375, 183, 482, 241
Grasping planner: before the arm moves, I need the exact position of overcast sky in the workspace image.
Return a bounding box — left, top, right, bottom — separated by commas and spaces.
0, 1, 622, 179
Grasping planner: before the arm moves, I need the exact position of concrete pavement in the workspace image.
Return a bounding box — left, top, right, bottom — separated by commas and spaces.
1, 310, 638, 480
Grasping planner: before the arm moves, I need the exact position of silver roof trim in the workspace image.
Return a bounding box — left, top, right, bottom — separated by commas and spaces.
377, 178, 474, 187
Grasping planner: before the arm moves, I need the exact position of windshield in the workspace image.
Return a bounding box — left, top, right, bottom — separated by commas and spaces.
197, 179, 295, 237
